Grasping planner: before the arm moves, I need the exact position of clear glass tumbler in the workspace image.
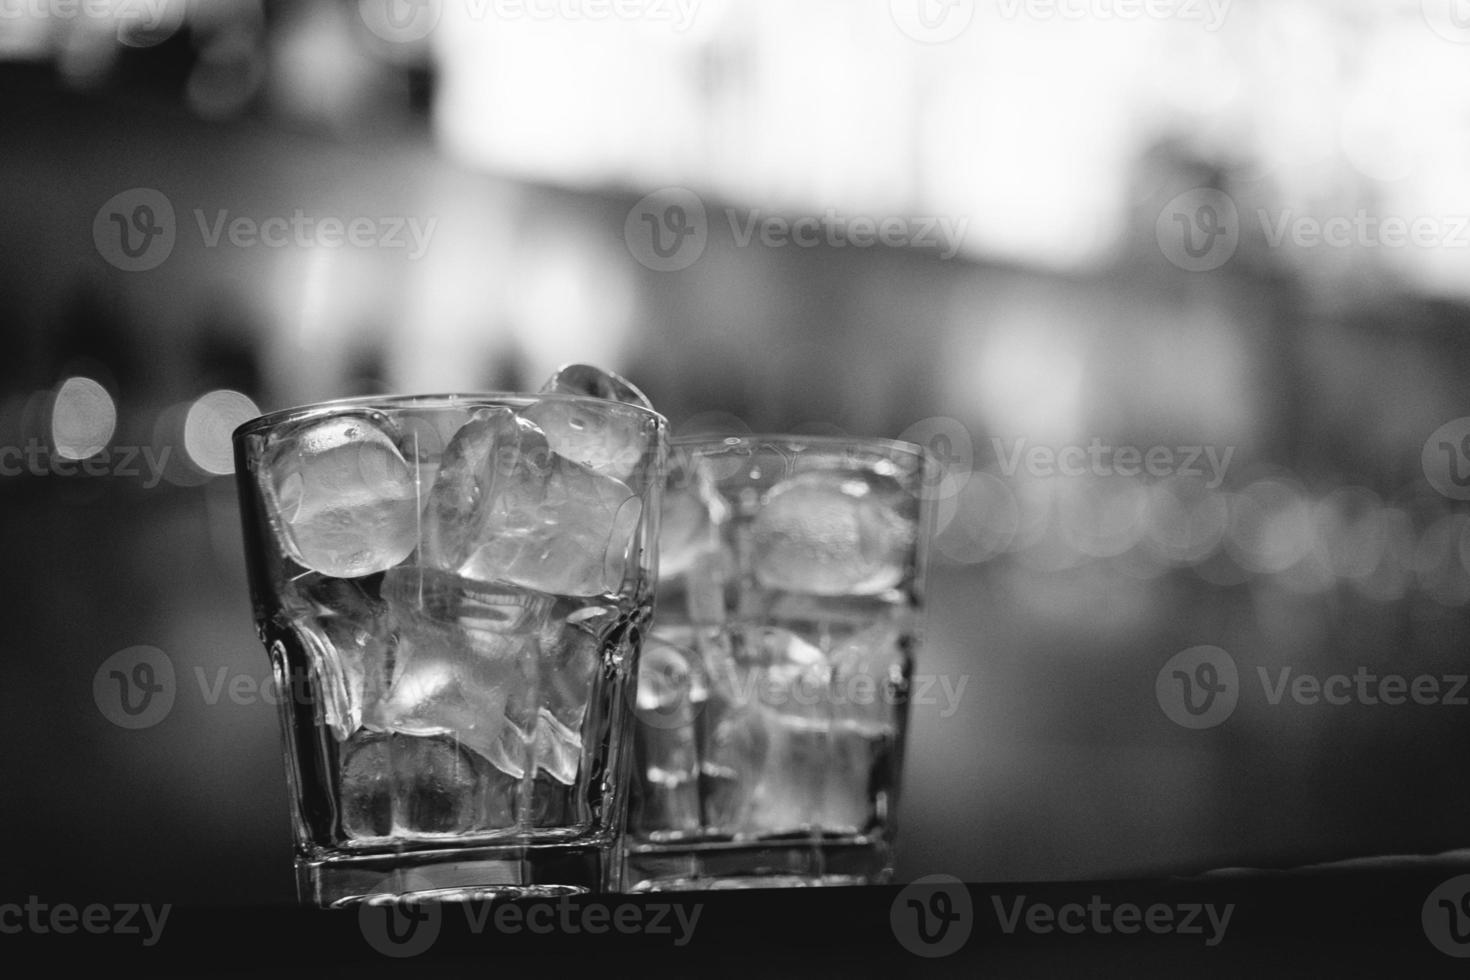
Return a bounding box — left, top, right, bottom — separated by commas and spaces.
233, 393, 667, 906
624, 435, 931, 890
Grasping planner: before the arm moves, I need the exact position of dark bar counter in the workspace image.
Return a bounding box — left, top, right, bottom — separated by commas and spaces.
15, 853, 1470, 977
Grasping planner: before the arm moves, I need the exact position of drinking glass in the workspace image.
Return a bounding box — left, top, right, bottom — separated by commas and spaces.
624, 434, 930, 890
233, 393, 666, 906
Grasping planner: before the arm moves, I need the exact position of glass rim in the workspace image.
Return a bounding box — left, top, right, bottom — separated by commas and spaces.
232, 391, 668, 441
670, 431, 927, 460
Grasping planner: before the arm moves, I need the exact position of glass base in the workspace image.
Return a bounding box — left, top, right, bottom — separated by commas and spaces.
298, 841, 616, 907
621, 837, 892, 892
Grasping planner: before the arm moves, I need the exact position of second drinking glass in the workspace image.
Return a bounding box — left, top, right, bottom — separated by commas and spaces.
625, 435, 931, 890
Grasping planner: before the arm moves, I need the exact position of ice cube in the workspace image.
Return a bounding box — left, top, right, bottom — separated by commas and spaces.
657, 449, 732, 627
695, 628, 825, 835
528, 772, 576, 828
339, 732, 480, 839
751, 470, 914, 596
737, 625, 831, 722
636, 635, 699, 725
382, 565, 554, 637
391, 406, 475, 501
519, 605, 615, 786
700, 711, 838, 837
633, 637, 702, 834
459, 453, 642, 598
265, 413, 421, 578
759, 593, 899, 654
424, 409, 644, 597
533, 708, 582, 786
419, 406, 517, 572
652, 528, 732, 628
685, 550, 734, 626
369, 586, 539, 769
815, 729, 878, 834
488, 643, 540, 781
476, 764, 519, 832
538, 607, 608, 730
657, 464, 729, 580
693, 623, 891, 838
828, 619, 907, 734
818, 620, 901, 833
520, 398, 648, 481
340, 733, 394, 839
279, 573, 389, 740
540, 363, 653, 410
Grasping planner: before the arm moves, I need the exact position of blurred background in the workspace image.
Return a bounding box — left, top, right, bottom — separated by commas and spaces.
4, 0, 1470, 906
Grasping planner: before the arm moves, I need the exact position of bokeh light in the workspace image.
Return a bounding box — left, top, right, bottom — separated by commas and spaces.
1414, 513, 1470, 608
1056, 476, 1148, 560
49, 376, 116, 461
1141, 477, 1229, 568
1225, 478, 1316, 576
934, 471, 1020, 565
183, 389, 261, 476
